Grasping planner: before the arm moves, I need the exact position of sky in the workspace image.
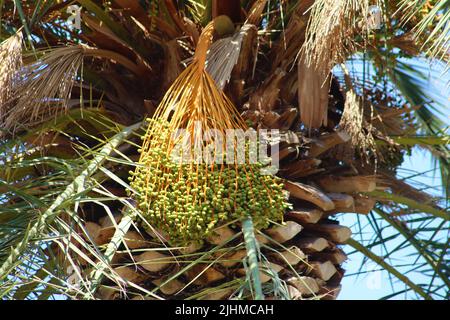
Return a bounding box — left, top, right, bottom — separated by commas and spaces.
338, 148, 446, 300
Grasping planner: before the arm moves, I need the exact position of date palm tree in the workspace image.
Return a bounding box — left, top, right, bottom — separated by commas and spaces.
0, 0, 448, 300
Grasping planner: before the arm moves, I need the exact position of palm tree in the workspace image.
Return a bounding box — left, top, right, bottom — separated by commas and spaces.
0, 0, 448, 300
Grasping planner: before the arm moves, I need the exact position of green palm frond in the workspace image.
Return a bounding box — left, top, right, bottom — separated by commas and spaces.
242, 216, 264, 300
342, 162, 449, 300
0, 115, 299, 300
388, 60, 450, 196
399, 0, 450, 67
0, 119, 140, 282
389, 60, 447, 134
367, 190, 448, 220
347, 238, 433, 300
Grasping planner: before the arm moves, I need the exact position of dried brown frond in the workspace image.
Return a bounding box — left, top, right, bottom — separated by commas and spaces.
338, 85, 377, 163
302, 0, 376, 70
246, 0, 268, 25
274, 0, 324, 129
206, 24, 258, 90
297, 58, 330, 129
0, 32, 23, 130
270, 0, 313, 71
162, 39, 184, 90
368, 103, 416, 137
2, 46, 84, 135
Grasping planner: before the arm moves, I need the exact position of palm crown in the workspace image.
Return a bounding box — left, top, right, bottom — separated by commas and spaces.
0, 0, 448, 300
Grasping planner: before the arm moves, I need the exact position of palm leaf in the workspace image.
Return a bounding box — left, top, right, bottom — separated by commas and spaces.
347, 238, 433, 299
0, 121, 141, 281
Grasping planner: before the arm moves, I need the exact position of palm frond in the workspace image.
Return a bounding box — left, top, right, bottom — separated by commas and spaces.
0, 0, 449, 301
399, 0, 450, 68
303, 0, 375, 70
0, 121, 141, 281
0, 32, 22, 129
2, 46, 84, 136
242, 216, 264, 300
347, 238, 433, 300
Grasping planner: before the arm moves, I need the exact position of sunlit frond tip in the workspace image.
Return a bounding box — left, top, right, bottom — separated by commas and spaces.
1, 45, 84, 137
0, 32, 23, 131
